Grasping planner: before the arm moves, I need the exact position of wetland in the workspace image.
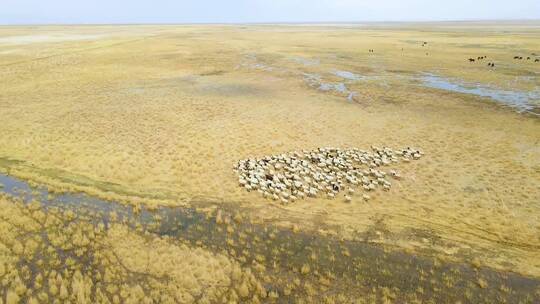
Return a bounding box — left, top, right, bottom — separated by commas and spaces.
0, 22, 539, 303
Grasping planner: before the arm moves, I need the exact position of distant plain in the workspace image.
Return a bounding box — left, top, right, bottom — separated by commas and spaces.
0, 22, 539, 302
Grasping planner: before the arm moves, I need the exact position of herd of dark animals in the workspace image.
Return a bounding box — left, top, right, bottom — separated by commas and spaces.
512, 55, 538, 61
513, 55, 540, 62
426, 41, 537, 66
467, 53, 540, 67
468, 56, 496, 67
370, 43, 539, 66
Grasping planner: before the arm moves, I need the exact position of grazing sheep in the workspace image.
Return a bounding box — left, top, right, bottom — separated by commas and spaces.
234, 146, 423, 204
536, 59, 539, 62
469, 58, 475, 62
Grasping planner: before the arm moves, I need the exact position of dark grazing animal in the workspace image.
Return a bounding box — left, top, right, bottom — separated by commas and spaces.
514, 56, 520, 59
536, 59, 540, 62
527, 57, 531, 60
469, 58, 475, 62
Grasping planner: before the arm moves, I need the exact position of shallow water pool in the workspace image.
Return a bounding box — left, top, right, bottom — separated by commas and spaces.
420, 73, 540, 115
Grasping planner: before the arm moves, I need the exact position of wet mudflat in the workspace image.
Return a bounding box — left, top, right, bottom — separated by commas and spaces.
1, 173, 539, 303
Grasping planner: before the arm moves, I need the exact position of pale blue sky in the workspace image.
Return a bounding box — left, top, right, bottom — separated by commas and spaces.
1, 0, 539, 24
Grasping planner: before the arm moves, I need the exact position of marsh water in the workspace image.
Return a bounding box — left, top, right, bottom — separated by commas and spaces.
243, 54, 540, 112
1, 172, 539, 303
420, 73, 540, 115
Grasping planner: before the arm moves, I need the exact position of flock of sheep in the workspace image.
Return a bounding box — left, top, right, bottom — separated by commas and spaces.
234, 146, 423, 204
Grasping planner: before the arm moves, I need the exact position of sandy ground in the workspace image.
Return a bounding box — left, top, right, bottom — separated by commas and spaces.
0, 23, 539, 278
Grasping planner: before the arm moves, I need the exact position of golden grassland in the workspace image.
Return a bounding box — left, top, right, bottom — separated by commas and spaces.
0, 22, 539, 281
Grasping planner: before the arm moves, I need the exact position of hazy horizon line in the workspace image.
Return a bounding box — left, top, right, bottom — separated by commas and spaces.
1, 18, 540, 27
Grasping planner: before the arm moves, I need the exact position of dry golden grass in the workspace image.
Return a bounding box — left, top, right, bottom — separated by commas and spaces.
0, 23, 539, 278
